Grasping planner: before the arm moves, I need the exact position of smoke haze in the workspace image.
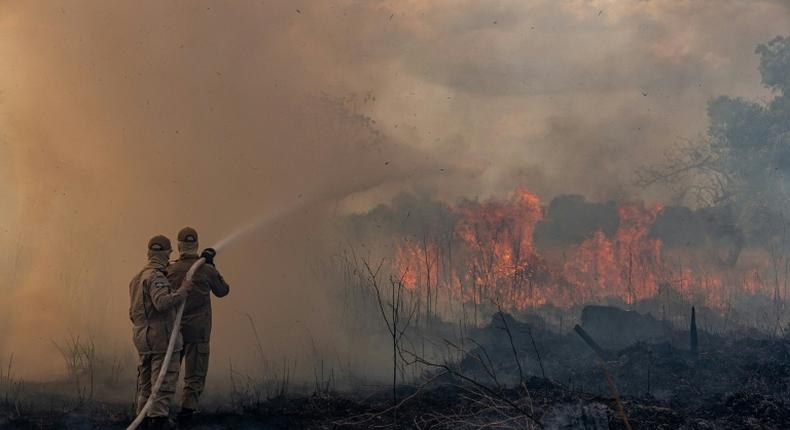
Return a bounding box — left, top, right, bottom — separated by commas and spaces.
0, 1, 788, 380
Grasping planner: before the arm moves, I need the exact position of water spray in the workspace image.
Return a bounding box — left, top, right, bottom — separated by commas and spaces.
125, 172, 422, 428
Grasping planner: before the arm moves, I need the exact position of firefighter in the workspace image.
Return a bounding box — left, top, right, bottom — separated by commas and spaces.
167, 227, 230, 423
129, 235, 192, 429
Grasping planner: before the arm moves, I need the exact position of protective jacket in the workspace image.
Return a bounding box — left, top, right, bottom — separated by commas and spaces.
129, 263, 188, 354
167, 253, 230, 343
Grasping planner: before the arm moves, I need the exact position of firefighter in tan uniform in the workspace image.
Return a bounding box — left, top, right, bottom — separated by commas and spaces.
167, 227, 230, 423
129, 235, 193, 429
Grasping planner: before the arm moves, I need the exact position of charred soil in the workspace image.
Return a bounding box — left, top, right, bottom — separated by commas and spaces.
2, 308, 790, 429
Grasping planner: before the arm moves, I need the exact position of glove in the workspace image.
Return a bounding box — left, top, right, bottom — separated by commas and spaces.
201, 248, 216, 266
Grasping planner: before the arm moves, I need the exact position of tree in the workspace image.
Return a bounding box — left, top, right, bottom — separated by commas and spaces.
638, 35, 790, 252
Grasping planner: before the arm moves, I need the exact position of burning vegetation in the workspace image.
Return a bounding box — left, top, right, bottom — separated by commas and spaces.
373, 187, 782, 332
3, 3, 790, 429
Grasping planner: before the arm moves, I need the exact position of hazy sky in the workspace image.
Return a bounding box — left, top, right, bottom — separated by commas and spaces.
0, 0, 788, 378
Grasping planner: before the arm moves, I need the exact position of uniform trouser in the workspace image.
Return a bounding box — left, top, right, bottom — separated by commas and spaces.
136, 351, 181, 417
180, 342, 210, 411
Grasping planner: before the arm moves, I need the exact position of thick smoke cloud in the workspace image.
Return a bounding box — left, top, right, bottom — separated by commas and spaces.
368, 0, 790, 201
0, 1, 430, 378
0, 0, 788, 380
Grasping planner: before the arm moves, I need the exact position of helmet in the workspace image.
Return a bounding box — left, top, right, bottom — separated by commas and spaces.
178, 227, 198, 243
148, 235, 172, 251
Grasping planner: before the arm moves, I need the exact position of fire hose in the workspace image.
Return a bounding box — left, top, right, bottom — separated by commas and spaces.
126, 256, 207, 430
125, 206, 293, 429
124, 193, 336, 429
126, 207, 299, 430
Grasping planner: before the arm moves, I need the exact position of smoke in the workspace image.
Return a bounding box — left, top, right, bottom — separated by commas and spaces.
367, 0, 790, 201
0, 1, 433, 379
0, 0, 788, 381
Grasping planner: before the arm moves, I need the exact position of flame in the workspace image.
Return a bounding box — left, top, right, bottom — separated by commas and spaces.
391, 187, 774, 316
563, 202, 664, 305
453, 188, 549, 309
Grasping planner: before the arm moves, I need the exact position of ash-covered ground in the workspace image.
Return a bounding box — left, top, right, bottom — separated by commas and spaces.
2, 305, 789, 429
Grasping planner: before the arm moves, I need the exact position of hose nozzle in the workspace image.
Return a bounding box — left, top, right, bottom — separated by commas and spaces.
201, 247, 216, 265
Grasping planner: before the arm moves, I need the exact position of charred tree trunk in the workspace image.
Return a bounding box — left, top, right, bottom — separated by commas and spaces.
574, 325, 606, 360
574, 324, 632, 430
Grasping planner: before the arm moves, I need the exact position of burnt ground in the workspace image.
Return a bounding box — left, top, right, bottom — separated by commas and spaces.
2, 308, 790, 429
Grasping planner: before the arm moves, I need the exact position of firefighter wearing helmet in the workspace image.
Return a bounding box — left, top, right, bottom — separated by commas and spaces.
167, 227, 230, 424
129, 235, 193, 429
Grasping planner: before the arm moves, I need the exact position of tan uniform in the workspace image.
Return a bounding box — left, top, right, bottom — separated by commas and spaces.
129, 262, 188, 418
167, 253, 230, 411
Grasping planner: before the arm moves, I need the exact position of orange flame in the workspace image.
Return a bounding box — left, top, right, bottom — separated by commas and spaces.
563, 202, 664, 305
392, 187, 773, 314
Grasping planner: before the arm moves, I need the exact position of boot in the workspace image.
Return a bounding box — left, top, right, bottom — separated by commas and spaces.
177, 408, 195, 427
146, 416, 175, 430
